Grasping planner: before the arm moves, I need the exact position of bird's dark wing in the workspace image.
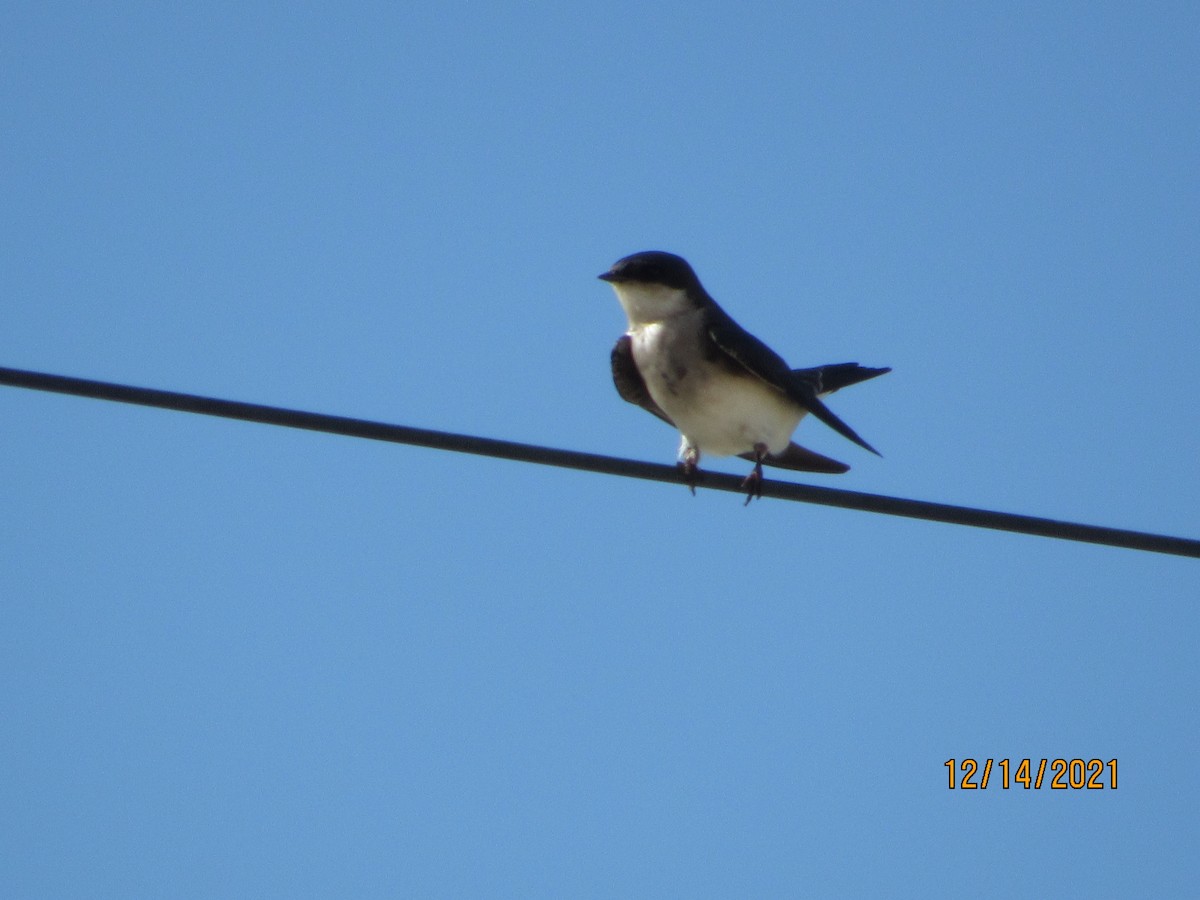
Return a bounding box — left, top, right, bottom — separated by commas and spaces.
738, 442, 850, 474
705, 305, 882, 456
704, 302, 797, 387
792, 363, 891, 396
611, 334, 674, 426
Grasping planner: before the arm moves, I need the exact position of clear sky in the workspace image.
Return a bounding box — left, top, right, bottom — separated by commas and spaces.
2, 3, 1198, 897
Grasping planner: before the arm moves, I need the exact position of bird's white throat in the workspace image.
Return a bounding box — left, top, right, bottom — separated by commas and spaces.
610, 282, 694, 328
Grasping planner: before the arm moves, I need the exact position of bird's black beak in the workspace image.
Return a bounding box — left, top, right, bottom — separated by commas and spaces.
598, 271, 617, 282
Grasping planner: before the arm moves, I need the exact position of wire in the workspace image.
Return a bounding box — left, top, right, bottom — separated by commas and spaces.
2, 364, 1197, 559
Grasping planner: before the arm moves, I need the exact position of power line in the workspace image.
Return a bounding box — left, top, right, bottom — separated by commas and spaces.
2, 364, 1197, 559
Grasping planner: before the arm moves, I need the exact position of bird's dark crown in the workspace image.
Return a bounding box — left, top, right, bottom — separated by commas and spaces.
598, 251, 700, 290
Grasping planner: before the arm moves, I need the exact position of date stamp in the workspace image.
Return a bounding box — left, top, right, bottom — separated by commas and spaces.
944, 758, 1118, 790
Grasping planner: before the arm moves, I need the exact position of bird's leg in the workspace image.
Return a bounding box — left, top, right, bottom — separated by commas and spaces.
677, 442, 701, 495
741, 443, 768, 505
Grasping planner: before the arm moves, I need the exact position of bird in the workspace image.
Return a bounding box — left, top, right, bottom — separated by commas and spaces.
599, 250, 889, 503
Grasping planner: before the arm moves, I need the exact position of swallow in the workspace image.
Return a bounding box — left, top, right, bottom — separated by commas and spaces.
600, 250, 889, 503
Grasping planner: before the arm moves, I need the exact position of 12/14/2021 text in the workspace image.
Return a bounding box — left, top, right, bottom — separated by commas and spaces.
945, 758, 1118, 790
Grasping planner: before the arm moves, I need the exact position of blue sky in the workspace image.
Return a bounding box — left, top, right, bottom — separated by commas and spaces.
2, 3, 1198, 896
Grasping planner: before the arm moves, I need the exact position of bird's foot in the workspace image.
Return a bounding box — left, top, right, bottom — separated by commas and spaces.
678, 448, 701, 495
741, 444, 768, 506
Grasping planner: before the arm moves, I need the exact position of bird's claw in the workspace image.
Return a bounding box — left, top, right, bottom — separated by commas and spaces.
678, 457, 701, 495
740, 467, 764, 505
741, 444, 767, 505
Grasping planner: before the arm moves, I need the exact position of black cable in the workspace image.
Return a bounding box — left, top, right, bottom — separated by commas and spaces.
3, 364, 1197, 559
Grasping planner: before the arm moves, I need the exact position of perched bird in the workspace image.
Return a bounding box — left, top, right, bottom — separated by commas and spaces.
600, 251, 889, 503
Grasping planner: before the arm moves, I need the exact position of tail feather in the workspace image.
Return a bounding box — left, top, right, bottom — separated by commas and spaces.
740, 442, 850, 474
792, 363, 891, 396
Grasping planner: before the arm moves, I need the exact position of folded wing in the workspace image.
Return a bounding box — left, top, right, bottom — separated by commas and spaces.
611, 334, 673, 425
705, 306, 884, 456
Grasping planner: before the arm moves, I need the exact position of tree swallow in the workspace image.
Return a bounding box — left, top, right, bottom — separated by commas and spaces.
600, 250, 890, 503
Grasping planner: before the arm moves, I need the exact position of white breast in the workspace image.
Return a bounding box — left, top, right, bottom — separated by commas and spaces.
631, 320, 805, 458
675, 372, 805, 456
